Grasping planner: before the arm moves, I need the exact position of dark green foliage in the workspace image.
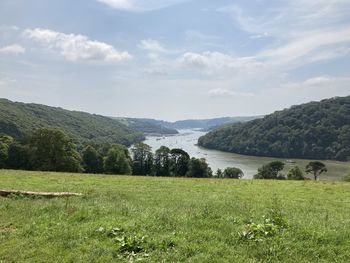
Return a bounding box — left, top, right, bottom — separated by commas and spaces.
131, 143, 154, 175
222, 167, 244, 179
215, 168, 223, 178
0, 98, 144, 147
0, 142, 9, 168
82, 145, 103, 174
103, 144, 132, 175
198, 96, 350, 161
254, 161, 285, 180
306, 161, 327, 181
154, 146, 172, 176
0, 135, 13, 168
170, 148, 190, 176
7, 143, 31, 170
30, 128, 83, 172
186, 158, 212, 178
287, 166, 305, 180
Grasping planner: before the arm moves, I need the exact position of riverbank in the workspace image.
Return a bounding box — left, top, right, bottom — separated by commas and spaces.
144, 129, 350, 180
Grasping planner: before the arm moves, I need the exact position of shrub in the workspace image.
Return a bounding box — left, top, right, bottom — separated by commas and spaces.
223, 167, 244, 179
342, 171, 350, 182
287, 166, 305, 180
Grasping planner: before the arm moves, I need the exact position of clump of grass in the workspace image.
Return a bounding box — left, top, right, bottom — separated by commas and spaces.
239, 207, 288, 242
97, 226, 175, 261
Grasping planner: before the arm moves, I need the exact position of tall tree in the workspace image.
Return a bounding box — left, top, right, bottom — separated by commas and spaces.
170, 148, 190, 177
306, 161, 327, 181
7, 143, 31, 170
0, 135, 13, 168
154, 146, 172, 176
131, 143, 153, 175
82, 145, 103, 174
103, 144, 132, 175
186, 158, 212, 178
30, 128, 82, 172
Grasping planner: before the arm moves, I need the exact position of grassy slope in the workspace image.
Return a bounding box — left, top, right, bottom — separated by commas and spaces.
1, 170, 350, 262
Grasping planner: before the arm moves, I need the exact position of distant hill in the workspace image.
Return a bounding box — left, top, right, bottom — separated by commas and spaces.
112, 117, 178, 135
111, 116, 261, 135
0, 99, 144, 147
172, 116, 261, 130
198, 96, 350, 161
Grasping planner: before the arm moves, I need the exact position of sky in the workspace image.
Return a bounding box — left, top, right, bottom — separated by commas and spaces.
0, 0, 349, 121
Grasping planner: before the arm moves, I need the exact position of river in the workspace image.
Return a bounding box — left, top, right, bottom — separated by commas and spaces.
144, 129, 349, 180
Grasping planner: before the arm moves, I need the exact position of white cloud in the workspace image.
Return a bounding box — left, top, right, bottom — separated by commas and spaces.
209, 88, 254, 98
303, 76, 331, 86
97, 0, 189, 11
97, 0, 135, 11
139, 39, 167, 53
0, 44, 25, 55
23, 28, 132, 62
216, 1, 350, 72
180, 51, 263, 75
258, 27, 350, 66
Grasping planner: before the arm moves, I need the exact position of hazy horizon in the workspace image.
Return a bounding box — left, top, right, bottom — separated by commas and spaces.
1, 0, 349, 120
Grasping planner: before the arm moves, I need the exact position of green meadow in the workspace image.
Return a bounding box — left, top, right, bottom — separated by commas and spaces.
1, 170, 350, 262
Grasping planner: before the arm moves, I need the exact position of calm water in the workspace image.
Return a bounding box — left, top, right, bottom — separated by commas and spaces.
144, 129, 264, 179
144, 129, 349, 180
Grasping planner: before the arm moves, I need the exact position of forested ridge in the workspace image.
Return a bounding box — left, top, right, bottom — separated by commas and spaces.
198, 96, 350, 161
0, 98, 143, 147
112, 117, 179, 135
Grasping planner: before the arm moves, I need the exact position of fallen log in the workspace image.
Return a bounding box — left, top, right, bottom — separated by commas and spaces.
0, 189, 82, 198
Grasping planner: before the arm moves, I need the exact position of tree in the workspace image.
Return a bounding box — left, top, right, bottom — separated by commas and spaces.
306, 161, 327, 181
103, 144, 132, 175
216, 168, 223, 178
154, 146, 172, 176
82, 145, 103, 174
30, 128, 82, 172
131, 143, 153, 175
223, 167, 244, 179
0, 142, 9, 168
186, 158, 212, 178
170, 148, 190, 176
0, 135, 14, 168
254, 161, 285, 180
7, 143, 31, 170
287, 166, 305, 180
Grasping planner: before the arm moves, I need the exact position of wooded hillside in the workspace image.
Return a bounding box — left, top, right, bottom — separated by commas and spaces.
0, 99, 143, 147
198, 96, 350, 161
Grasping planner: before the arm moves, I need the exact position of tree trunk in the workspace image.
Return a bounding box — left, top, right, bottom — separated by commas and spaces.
0, 189, 82, 198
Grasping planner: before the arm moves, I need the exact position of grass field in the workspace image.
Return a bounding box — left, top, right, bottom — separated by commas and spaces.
1, 170, 350, 262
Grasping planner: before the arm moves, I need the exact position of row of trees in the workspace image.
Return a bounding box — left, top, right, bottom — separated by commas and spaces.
0, 128, 219, 178
253, 161, 327, 181
1, 128, 328, 180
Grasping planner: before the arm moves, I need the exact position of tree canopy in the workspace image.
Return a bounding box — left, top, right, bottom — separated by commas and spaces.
199, 96, 350, 161
30, 128, 83, 172
0, 98, 144, 148
306, 161, 327, 181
